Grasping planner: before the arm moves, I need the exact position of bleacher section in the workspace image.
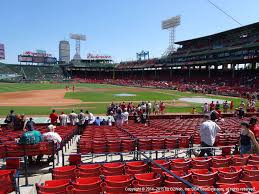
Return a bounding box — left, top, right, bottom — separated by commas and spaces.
0, 63, 67, 82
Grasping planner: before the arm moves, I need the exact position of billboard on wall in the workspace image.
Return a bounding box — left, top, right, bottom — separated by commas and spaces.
45, 57, 57, 64
32, 56, 45, 63
18, 50, 57, 64
0, 43, 5, 60
18, 55, 33, 62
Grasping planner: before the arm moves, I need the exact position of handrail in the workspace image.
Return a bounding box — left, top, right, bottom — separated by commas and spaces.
141, 152, 209, 194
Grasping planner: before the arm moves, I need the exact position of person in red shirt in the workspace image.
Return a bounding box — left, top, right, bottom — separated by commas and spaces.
250, 117, 259, 138
49, 110, 59, 125
160, 102, 166, 115
210, 101, 215, 111
230, 100, 234, 112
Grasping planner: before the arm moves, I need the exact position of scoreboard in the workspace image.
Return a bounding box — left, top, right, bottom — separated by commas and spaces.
18, 51, 57, 64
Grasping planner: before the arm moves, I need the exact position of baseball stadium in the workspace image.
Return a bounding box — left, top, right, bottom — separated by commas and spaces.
1, 1, 259, 194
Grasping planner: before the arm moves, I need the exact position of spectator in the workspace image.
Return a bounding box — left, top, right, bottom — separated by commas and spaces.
203, 103, 209, 113
86, 110, 95, 124
25, 118, 35, 131
223, 101, 229, 113
114, 108, 123, 127
195, 113, 220, 157
160, 102, 165, 115
107, 117, 112, 126
101, 118, 107, 125
59, 112, 68, 126
78, 110, 86, 134
122, 108, 129, 125
250, 117, 259, 138
95, 117, 101, 126
154, 102, 159, 115
13, 114, 23, 131
49, 110, 59, 125
251, 99, 256, 112
42, 124, 62, 163
69, 110, 78, 126
216, 101, 220, 109
152, 101, 156, 114
42, 125, 62, 145
237, 106, 245, 119
78, 110, 85, 126
230, 100, 234, 112
19, 126, 42, 164
5, 110, 15, 130
209, 101, 215, 111
240, 100, 245, 109
147, 101, 152, 115
239, 122, 259, 155
141, 109, 148, 126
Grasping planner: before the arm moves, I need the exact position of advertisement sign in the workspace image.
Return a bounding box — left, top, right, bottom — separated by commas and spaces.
45, 57, 57, 64
32, 56, 45, 63
0, 43, 5, 60
23, 51, 52, 57
18, 55, 33, 62
87, 53, 112, 60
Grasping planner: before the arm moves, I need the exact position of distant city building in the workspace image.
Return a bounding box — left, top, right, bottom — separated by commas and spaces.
0, 43, 5, 60
59, 40, 70, 63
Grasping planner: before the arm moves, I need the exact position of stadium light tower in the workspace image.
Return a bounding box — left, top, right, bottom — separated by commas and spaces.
70, 33, 86, 60
162, 15, 181, 56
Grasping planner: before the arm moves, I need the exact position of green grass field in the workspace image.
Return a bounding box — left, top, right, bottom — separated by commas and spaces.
0, 82, 256, 116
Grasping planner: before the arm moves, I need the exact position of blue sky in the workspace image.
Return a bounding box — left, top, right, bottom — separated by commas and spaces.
0, 0, 259, 63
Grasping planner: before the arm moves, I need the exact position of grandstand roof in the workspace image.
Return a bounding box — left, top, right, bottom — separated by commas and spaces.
175, 22, 259, 45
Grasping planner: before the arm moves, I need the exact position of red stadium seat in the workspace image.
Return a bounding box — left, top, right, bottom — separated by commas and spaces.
134, 172, 161, 187
36, 179, 70, 194
170, 158, 191, 172
121, 139, 135, 152
212, 156, 231, 167
104, 175, 133, 187
231, 155, 249, 166
71, 177, 102, 190
52, 166, 76, 180
66, 185, 102, 194
191, 158, 212, 169
152, 139, 165, 150
0, 170, 16, 194
218, 183, 248, 193
163, 170, 192, 182
124, 161, 148, 175
6, 157, 21, 169
68, 154, 81, 166
101, 162, 124, 176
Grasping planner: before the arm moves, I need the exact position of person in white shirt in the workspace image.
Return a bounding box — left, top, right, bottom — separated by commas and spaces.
42, 125, 62, 144
122, 108, 129, 125
196, 112, 220, 157
203, 103, 209, 113
59, 112, 68, 126
86, 110, 95, 124
78, 110, 85, 125
107, 117, 112, 126
69, 110, 78, 126
147, 101, 152, 115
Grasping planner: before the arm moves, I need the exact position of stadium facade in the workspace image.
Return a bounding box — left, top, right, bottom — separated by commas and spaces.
0, 22, 258, 83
